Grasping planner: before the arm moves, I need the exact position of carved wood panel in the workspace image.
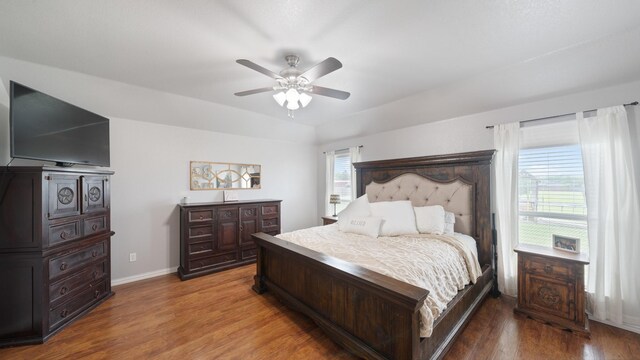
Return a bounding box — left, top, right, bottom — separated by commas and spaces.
81, 176, 109, 214
217, 221, 237, 252
48, 176, 80, 219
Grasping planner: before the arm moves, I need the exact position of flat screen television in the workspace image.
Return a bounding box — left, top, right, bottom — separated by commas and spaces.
10, 81, 110, 167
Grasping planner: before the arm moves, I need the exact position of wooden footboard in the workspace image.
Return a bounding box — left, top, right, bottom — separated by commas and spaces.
252, 232, 428, 360
252, 232, 494, 360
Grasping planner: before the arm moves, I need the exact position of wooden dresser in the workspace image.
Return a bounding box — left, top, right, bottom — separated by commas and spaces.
514, 244, 590, 337
178, 199, 281, 280
0, 166, 114, 347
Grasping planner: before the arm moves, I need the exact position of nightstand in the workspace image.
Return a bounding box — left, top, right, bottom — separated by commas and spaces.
514, 243, 590, 337
321, 215, 338, 225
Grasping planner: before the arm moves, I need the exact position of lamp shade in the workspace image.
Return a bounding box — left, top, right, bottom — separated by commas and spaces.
329, 194, 341, 204
273, 91, 286, 106
299, 92, 312, 107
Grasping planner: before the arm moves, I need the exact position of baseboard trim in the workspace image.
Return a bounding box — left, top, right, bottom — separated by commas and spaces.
111, 267, 178, 286
589, 316, 640, 335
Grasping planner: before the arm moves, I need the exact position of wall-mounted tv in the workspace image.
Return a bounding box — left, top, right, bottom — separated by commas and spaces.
10, 81, 110, 167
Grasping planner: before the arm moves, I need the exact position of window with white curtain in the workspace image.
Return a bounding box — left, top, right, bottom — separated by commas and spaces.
518, 120, 589, 254
332, 149, 352, 213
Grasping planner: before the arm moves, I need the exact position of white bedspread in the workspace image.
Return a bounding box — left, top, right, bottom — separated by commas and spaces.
277, 224, 482, 337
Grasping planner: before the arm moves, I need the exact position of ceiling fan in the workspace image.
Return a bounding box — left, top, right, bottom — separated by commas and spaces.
234, 55, 350, 118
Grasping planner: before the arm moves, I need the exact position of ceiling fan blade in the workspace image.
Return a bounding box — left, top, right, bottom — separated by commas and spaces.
236, 59, 282, 79
234, 87, 274, 96
299, 57, 342, 82
309, 85, 350, 100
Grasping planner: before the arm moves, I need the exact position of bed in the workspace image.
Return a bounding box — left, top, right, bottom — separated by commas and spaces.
251, 150, 497, 360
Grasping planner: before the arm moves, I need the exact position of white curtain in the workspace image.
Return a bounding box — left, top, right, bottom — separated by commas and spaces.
578, 106, 640, 330
494, 122, 520, 296
325, 150, 336, 216
349, 146, 362, 201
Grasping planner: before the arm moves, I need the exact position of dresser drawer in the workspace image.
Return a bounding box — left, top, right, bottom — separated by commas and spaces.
188, 240, 214, 255
49, 220, 82, 246
261, 203, 279, 217
524, 255, 574, 279
261, 217, 280, 232
188, 225, 213, 239
188, 253, 236, 271
49, 261, 107, 305
49, 241, 106, 279
241, 248, 257, 260
83, 215, 108, 237
188, 209, 214, 223
49, 280, 107, 331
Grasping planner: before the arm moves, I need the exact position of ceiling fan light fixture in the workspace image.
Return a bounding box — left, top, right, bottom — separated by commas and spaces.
299, 92, 312, 108
236, 55, 350, 118
285, 88, 300, 104
273, 91, 286, 106
286, 99, 300, 110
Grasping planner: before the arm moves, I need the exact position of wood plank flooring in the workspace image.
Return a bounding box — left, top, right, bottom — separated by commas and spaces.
1, 264, 638, 359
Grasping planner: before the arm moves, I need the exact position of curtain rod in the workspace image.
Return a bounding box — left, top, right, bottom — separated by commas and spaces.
322, 145, 363, 154
485, 101, 638, 129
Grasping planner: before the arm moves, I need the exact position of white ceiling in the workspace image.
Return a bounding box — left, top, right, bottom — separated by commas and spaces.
1, 0, 640, 138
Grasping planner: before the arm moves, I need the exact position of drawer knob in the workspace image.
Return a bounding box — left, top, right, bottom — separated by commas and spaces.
60, 231, 68, 239
199, 215, 204, 220
544, 265, 553, 274
60, 309, 69, 318
92, 250, 98, 257
60, 286, 68, 295
60, 262, 68, 271
94, 290, 100, 299
92, 224, 99, 231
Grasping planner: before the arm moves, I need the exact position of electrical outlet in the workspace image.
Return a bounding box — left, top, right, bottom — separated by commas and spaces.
129, 252, 137, 262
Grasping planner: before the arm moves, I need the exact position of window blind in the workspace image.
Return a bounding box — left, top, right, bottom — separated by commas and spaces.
518, 144, 589, 253
333, 150, 352, 212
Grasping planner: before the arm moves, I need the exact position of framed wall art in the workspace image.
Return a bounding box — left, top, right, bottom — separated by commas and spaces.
190, 161, 261, 190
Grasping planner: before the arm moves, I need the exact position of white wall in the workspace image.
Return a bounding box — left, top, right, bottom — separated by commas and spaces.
0, 58, 318, 284
108, 118, 317, 282
317, 80, 640, 217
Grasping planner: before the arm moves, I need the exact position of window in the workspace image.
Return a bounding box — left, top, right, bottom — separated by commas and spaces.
332, 149, 352, 213
518, 144, 589, 253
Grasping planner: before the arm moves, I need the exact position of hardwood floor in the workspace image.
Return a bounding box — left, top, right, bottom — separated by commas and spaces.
1, 264, 639, 359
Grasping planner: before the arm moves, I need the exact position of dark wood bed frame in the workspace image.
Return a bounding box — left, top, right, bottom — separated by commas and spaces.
251, 150, 497, 360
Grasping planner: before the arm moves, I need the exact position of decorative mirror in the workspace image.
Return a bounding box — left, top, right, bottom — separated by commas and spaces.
190, 161, 261, 190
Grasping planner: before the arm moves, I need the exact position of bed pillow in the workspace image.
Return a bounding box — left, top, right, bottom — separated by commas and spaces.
337, 194, 371, 231
444, 211, 456, 234
369, 200, 419, 236
414, 205, 445, 235
340, 216, 383, 238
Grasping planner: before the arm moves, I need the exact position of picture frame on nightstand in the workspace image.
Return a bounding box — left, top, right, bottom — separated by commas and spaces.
553, 234, 580, 253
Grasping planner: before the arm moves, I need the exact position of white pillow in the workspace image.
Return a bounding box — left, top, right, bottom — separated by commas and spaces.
444, 211, 456, 234
340, 216, 383, 238
414, 205, 445, 235
337, 194, 371, 231
369, 201, 418, 236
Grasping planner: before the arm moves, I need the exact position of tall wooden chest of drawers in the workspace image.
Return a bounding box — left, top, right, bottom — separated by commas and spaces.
0, 167, 114, 347
178, 199, 281, 280
514, 244, 590, 337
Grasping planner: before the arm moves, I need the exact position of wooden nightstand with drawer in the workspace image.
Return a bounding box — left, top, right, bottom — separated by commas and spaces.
321, 215, 338, 225
514, 244, 590, 337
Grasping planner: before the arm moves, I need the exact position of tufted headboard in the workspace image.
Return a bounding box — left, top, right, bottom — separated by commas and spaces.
354, 150, 495, 267
365, 173, 474, 235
